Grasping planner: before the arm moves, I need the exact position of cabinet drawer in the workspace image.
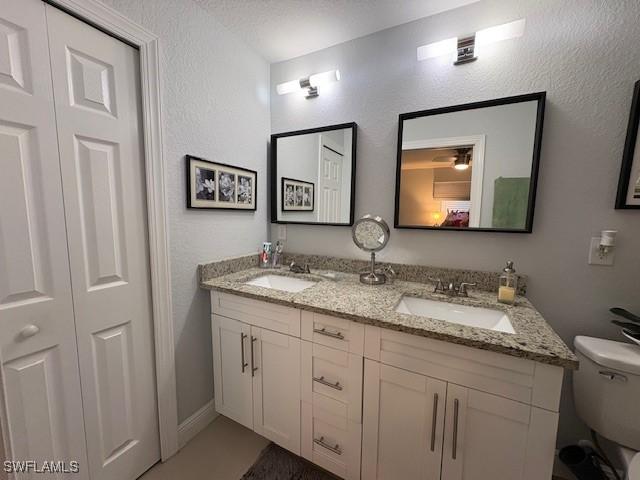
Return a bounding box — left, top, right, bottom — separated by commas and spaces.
364, 325, 563, 410
301, 311, 364, 355
301, 402, 361, 480
211, 291, 300, 337
302, 341, 363, 423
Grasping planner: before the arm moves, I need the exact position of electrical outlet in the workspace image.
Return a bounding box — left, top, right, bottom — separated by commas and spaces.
277, 225, 287, 241
588, 237, 615, 266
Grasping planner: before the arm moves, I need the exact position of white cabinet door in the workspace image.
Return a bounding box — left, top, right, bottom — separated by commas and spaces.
441, 384, 557, 480
0, 0, 89, 476
362, 360, 446, 480
212, 315, 253, 429
46, 6, 160, 479
251, 327, 301, 454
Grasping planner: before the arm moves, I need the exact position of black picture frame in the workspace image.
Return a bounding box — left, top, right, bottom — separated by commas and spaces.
393, 92, 546, 233
281, 177, 315, 212
186, 155, 257, 211
270, 122, 357, 226
615, 80, 640, 209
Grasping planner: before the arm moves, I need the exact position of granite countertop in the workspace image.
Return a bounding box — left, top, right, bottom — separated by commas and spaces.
201, 267, 578, 369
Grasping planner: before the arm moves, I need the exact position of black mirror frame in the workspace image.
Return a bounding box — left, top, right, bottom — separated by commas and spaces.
393, 92, 546, 233
270, 122, 358, 226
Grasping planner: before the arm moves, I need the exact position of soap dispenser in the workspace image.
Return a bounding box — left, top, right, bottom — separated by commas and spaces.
498, 260, 518, 305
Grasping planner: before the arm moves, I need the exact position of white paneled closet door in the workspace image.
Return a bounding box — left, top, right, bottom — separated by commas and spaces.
45, 5, 159, 480
0, 0, 90, 477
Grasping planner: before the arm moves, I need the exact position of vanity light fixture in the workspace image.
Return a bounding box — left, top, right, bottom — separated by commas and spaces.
276, 69, 341, 99
417, 18, 526, 65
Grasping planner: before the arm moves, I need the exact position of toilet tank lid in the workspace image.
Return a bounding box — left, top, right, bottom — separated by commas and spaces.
575, 336, 640, 375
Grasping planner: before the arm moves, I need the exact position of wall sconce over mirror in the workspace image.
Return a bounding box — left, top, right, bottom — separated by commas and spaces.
394, 92, 546, 233
417, 18, 526, 65
276, 69, 341, 99
271, 122, 357, 226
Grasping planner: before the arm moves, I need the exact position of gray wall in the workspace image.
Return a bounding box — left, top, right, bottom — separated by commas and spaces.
100, 0, 270, 423
271, 0, 640, 447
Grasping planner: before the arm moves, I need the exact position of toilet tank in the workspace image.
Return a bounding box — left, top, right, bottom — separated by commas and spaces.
573, 336, 640, 451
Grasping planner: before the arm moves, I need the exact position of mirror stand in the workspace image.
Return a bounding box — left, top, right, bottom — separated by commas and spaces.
360, 252, 387, 285
352, 214, 391, 285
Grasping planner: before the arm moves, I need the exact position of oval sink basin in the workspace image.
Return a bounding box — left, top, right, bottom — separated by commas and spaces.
245, 274, 317, 293
395, 296, 515, 334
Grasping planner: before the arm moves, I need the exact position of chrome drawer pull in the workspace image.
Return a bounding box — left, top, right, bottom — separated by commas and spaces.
240, 333, 248, 373
314, 436, 342, 455
313, 327, 345, 340
250, 336, 258, 377
430, 393, 439, 452
452, 398, 459, 460
313, 376, 343, 391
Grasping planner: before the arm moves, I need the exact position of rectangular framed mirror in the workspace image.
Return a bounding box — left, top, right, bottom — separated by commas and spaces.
394, 92, 546, 233
271, 122, 357, 225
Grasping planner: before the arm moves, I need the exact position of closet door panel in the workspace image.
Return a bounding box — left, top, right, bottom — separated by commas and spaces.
45, 5, 159, 480
0, 0, 89, 476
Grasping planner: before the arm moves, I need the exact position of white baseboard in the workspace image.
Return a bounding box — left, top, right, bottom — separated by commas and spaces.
177, 399, 219, 448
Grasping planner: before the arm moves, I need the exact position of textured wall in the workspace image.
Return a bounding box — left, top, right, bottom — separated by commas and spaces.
270, 0, 640, 446
99, 0, 270, 423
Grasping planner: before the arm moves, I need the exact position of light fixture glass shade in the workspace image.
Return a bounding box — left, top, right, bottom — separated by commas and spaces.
454, 154, 471, 170
475, 19, 525, 46
276, 79, 302, 95
309, 69, 340, 87
417, 37, 457, 61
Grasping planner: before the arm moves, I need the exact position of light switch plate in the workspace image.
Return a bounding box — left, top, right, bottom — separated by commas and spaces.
277, 225, 287, 241
588, 237, 615, 266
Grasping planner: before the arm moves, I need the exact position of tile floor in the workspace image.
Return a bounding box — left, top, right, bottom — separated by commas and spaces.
140, 416, 269, 480
140, 415, 573, 480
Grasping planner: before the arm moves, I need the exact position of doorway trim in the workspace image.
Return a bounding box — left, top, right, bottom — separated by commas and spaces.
401, 135, 486, 228
47, 0, 178, 460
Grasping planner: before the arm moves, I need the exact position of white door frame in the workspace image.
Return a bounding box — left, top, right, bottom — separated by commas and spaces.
43, 0, 178, 460
402, 135, 486, 228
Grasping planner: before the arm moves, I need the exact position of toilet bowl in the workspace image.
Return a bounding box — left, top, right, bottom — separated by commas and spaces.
573, 336, 640, 480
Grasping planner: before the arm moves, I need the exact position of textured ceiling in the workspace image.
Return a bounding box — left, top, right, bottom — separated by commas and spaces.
194, 0, 480, 63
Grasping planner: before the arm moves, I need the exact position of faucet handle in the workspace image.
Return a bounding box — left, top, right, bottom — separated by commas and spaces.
380, 265, 397, 284
458, 282, 477, 297
429, 277, 444, 293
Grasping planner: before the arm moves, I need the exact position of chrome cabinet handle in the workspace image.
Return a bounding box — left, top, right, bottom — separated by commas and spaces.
20, 324, 40, 338
250, 336, 258, 377
240, 333, 248, 373
599, 370, 627, 382
452, 398, 459, 460
430, 393, 439, 452
314, 436, 342, 455
313, 327, 344, 340
313, 376, 343, 391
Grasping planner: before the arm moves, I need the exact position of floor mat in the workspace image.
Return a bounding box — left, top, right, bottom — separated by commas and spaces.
241, 443, 339, 480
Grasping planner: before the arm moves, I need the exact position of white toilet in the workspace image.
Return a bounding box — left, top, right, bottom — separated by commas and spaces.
574, 336, 640, 479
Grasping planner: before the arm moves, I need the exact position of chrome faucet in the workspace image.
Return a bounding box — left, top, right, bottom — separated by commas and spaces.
289, 261, 310, 274
380, 265, 398, 284
429, 278, 476, 297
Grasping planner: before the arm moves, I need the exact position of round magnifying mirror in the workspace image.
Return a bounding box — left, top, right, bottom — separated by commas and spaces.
352, 215, 390, 285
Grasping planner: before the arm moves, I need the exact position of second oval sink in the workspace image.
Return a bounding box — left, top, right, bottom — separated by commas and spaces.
395, 296, 515, 334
